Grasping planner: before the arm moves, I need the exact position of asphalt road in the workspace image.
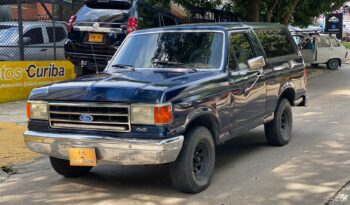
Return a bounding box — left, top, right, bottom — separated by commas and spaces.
1, 66, 350, 205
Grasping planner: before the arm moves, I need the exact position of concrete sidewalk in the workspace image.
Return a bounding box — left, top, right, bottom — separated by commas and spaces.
0, 101, 38, 167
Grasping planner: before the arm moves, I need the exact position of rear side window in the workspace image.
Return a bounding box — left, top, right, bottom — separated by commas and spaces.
137, 3, 160, 28
317, 38, 331, 47
46, 27, 67, 42
161, 14, 177, 26
331, 38, 340, 47
256, 29, 297, 58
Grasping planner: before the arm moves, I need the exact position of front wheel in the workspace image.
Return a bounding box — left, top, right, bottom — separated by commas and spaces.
50, 157, 92, 178
169, 126, 215, 194
264, 99, 293, 146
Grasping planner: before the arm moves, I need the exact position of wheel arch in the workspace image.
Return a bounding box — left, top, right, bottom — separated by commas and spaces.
328, 58, 342, 67
278, 86, 296, 106
185, 111, 220, 146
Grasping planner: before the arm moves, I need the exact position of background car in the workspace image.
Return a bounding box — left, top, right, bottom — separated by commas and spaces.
64, 0, 238, 76
64, 0, 185, 75
293, 33, 348, 70
0, 21, 67, 61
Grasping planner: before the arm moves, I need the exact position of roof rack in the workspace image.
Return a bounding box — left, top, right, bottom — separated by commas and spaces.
291, 30, 321, 36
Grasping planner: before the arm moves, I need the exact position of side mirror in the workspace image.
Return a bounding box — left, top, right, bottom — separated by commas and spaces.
247, 56, 266, 70
23, 37, 31, 45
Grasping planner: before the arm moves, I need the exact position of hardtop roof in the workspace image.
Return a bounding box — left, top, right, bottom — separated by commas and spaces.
132, 22, 287, 34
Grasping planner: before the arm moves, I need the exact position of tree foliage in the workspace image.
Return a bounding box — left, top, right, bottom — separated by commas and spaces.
164, 0, 348, 26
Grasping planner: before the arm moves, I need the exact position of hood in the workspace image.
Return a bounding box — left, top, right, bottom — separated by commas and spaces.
29, 69, 220, 103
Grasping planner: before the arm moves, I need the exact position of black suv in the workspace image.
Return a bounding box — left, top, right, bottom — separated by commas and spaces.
64, 0, 184, 75
25, 23, 307, 194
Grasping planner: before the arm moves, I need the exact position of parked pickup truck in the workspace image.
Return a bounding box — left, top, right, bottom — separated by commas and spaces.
24, 23, 307, 194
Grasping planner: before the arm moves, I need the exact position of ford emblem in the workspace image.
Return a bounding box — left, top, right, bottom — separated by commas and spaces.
79, 115, 94, 122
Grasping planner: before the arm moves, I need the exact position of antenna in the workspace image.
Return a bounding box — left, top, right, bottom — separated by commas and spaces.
87, 30, 99, 75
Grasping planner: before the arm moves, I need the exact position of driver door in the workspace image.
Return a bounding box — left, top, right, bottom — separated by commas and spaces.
227, 31, 267, 135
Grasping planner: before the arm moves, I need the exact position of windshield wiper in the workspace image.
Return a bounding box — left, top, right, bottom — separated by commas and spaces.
111, 64, 135, 71
152, 61, 197, 72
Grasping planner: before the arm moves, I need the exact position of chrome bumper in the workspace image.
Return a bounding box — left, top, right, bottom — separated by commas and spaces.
24, 131, 184, 165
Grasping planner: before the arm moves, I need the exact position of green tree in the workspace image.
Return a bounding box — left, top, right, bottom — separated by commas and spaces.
165, 0, 348, 26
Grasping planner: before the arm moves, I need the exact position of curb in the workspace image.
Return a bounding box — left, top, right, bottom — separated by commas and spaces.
0, 168, 9, 183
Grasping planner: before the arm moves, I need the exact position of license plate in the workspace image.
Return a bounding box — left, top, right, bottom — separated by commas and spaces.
68, 148, 97, 166
88, 33, 104, 43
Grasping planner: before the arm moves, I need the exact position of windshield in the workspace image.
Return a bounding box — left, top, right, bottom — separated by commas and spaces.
109, 32, 224, 70
75, 4, 130, 23
0, 26, 17, 43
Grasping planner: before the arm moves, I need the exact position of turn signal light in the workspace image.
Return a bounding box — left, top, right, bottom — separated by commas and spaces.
154, 105, 173, 125
26, 102, 31, 119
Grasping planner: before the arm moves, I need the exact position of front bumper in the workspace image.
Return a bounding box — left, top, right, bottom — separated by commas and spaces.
24, 131, 184, 165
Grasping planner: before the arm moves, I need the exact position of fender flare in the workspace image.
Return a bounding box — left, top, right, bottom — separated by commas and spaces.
183, 105, 221, 144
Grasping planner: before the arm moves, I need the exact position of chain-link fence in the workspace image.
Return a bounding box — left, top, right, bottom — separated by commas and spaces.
0, 0, 83, 61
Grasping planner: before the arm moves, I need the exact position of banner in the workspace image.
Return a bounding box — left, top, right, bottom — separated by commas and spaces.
325, 13, 343, 39
0, 61, 75, 103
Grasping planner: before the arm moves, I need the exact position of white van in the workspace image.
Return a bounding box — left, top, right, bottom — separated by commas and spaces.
293, 34, 348, 70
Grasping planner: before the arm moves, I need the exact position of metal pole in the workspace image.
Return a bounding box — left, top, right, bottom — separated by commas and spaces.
18, 0, 24, 61
53, 2, 56, 60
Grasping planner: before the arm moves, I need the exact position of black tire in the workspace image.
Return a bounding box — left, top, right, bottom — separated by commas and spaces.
327, 59, 340, 70
50, 157, 92, 178
264, 99, 293, 146
169, 126, 215, 194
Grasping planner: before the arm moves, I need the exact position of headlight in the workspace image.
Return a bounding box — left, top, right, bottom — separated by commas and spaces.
26, 101, 48, 120
131, 104, 173, 125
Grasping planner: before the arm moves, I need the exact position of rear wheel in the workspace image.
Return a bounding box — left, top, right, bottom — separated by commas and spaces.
264, 99, 293, 146
50, 157, 92, 178
169, 126, 215, 194
327, 59, 340, 70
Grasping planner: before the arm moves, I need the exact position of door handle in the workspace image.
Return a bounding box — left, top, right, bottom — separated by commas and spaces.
40, 48, 48, 52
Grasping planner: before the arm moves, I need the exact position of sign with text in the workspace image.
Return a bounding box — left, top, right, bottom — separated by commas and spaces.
0, 61, 75, 103
325, 13, 343, 39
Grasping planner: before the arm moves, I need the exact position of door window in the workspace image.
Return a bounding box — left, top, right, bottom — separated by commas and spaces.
317, 38, 331, 47
229, 33, 255, 71
255, 29, 297, 58
46, 27, 67, 42
23, 28, 44, 45
331, 38, 341, 47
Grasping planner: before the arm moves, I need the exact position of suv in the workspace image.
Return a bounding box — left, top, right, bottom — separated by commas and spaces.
24, 23, 307, 193
293, 33, 348, 70
64, 0, 184, 75
0, 21, 67, 61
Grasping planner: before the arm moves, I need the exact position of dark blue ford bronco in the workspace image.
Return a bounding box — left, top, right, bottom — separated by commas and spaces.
24, 23, 307, 193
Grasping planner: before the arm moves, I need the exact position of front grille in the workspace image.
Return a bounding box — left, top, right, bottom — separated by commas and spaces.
48, 102, 130, 132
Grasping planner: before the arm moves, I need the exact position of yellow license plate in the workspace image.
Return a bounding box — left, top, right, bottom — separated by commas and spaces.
68, 148, 97, 166
88, 33, 104, 43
